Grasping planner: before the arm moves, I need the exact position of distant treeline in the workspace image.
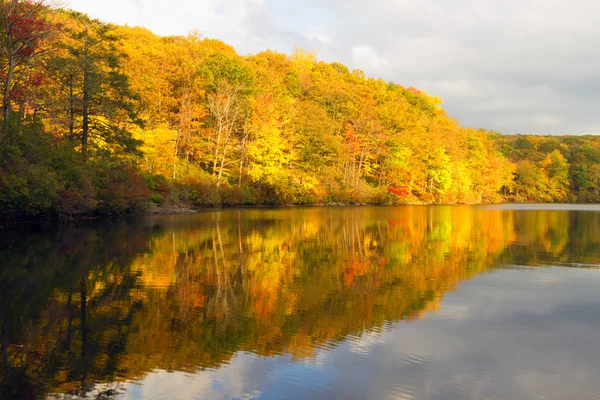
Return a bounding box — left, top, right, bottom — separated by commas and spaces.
0, 1, 598, 220
495, 134, 600, 203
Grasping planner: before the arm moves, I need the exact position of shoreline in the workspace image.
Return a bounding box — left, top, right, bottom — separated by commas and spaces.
4, 202, 600, 229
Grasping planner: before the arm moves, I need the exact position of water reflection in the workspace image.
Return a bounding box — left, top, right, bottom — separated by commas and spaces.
1, 206, 600, 399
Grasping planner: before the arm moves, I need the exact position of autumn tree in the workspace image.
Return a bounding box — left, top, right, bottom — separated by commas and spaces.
291, 100, 341, 190
540, 149, 570, 201
48, 12, 139, 159
201, 52, 253, 187
0, 0, 52, 122
13, 6, 600, 217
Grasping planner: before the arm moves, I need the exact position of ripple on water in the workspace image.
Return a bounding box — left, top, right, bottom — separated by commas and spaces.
5, 206, 600, 399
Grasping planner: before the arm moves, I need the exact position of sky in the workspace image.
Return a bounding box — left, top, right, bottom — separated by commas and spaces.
66, 0, 600, 135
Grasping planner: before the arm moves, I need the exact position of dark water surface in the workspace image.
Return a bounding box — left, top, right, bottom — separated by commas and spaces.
2, 205, 600, 399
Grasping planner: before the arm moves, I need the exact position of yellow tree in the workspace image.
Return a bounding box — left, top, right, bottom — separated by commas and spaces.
540, 149, 570, 201
202, 52, 253, 187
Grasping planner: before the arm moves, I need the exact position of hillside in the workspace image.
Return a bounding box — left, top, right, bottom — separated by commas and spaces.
0, 2, 599, 220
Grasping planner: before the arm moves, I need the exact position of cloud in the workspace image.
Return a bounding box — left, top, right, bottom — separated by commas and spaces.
535, 115, 563, 126
352, 45, 388, 70
112, 267, 600, 400
68, 0, 600, 134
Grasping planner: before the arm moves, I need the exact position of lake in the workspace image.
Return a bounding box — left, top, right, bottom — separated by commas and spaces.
2, 205, 600, 399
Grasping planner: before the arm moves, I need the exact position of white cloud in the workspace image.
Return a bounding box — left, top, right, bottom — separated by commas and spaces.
352, 44, 388, 70
306, 32, 331, 46
119, 353, 266, 400
67, 0, 600, 134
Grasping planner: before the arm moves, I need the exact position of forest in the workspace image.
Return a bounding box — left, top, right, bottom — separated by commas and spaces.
0, 1, 599, 220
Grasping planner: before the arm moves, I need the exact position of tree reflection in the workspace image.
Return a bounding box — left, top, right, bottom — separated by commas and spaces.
1, 207, 600, 398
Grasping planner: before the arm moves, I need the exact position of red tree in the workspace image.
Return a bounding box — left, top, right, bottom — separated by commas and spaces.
387, 186, 410, 198
0, 0, 52, 120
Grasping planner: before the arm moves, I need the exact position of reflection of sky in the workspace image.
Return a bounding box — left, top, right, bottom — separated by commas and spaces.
478, 204, 600, 211
117, 267, 600, 399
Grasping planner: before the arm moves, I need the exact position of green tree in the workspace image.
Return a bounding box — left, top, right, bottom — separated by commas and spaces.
50, 12, 139, 159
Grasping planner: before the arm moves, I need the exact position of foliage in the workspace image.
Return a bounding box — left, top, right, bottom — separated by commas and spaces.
495, 135, 600, 202
0, 120, 146, 218
2, 3, 600, 221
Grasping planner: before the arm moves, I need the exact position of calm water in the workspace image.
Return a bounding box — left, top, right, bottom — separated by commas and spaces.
2, 205, 600, 399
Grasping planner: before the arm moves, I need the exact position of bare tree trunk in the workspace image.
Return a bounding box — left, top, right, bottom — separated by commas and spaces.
355, 152, 365, 189
1, 0, 14, 121
81, 35, 90, 160
173, 126, 181, 179
238, 157, 244, 187
3, 58, 14, 121
217, 137, 230, 188
213, 125, 222, 176
343, 161, 348, 187
81, 67, 89, 159
237, 124, 249, 188
69, 76, 75, 141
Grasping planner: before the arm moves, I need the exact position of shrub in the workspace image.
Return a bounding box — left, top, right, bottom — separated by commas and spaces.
95, 163, 149, 214
149, 193, 164, 206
